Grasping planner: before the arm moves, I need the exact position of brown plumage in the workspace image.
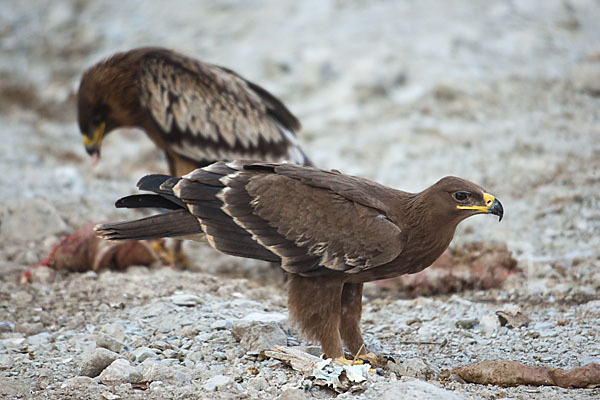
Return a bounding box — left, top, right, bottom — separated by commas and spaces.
77, 47, 312, 176
95, 161, 503, 358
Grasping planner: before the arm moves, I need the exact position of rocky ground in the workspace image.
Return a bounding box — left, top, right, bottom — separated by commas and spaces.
1, 0, 600, 398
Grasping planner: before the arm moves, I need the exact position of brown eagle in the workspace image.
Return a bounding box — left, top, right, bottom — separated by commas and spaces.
77, 47, 312, 176
95, 161, 503, 359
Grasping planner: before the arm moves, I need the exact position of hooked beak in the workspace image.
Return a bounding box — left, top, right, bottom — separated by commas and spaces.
457, 192, 504, 221
82, 122, 105, 165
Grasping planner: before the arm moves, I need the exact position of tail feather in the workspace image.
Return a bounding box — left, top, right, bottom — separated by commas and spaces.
137, 174, 174, 192
115, 194, 184, 210
95, 209, 202, 241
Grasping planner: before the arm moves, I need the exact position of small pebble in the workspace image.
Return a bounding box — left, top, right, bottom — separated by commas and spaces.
79, 348, 120, 377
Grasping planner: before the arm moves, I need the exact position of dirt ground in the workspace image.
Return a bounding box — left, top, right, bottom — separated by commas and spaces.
1, 0, 599, 399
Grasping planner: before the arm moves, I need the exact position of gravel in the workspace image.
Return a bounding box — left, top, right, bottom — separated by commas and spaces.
1, 0, 600, 399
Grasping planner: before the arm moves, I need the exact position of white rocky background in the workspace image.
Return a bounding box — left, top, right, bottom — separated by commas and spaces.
1, 0, 599, 398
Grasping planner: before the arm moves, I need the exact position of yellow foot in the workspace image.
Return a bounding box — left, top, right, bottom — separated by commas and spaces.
334, 357, 377, 374
334, 357, 365, 366
150, 241, 174, 266
352, 353, 398, 369
170, 246, 191, 269
150, 241, 191, 269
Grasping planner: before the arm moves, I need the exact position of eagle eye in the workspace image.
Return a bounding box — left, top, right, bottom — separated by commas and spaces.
452, 191, 469, 202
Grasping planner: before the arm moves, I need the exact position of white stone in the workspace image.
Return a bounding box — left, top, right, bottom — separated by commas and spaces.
171, 294, 202, 306
203, 374, 233, 391
480, 314, 501, 337
242, 312, 287, 323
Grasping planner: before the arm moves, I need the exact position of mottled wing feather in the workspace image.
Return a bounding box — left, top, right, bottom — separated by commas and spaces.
137, 51, 307, 164
172, 166, 281, 262
207, 162, 405, 276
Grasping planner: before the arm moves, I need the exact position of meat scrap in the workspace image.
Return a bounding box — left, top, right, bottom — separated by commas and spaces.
375, 242, 521, 297
452, 360, 600, 388
21, 223, 170, 283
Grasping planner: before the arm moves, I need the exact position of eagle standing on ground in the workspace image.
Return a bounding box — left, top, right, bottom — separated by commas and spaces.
95, 161, 504, 359
77, 47, 312, 176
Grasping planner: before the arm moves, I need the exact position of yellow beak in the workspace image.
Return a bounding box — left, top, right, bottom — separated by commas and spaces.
83, 121, 105, 154
457, 192, 504, 221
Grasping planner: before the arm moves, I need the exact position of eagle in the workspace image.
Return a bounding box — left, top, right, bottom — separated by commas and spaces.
77, 47, 312, 177
95, 161, 503, 359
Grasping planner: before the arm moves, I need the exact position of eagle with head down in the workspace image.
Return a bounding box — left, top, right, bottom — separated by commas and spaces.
77, 47, 312, 176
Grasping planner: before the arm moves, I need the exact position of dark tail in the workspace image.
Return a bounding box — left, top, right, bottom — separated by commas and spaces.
95, 209, 202, 241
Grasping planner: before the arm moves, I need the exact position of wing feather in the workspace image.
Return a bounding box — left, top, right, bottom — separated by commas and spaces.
217, 163, 406, 276
137, 50, 311, 165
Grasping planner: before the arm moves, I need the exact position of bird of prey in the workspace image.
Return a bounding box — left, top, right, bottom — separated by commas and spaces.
77, 47, 312, 176
95, 161, 503, 359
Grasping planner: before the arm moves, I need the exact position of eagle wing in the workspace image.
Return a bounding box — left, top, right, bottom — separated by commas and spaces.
182, 162, 406, 276
137, 50, 309, 165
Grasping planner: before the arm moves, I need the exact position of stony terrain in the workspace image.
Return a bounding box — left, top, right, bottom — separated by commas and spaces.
1, 0, 600, 398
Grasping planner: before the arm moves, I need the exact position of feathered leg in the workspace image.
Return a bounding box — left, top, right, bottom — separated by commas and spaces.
287, 274, 345, 358
339, 282, 366, 356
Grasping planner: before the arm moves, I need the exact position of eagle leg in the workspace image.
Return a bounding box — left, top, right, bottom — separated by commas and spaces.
339, 282, 367, 356
164, 153, 209, 269
287, 274, 345, 359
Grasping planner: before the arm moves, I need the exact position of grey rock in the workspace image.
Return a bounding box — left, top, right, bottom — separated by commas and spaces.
533, 321, 555, 330
97, 359, 143, 384
0, 337, 27, 351
163, 349, 178, 359
59, 376, 98, 391
0, 354, 15, 370
232, 320, 287, 353
278, 387, 311, 400
171, 294, 202, 306
141, 359, 191, 385
0, 322, 14, 333
27, 332, 51, 345
94, 333, 124, 353
132, 346, 158, 363
177, 326, 200, 338
455, 318, 478, 329
393, 358, 440, 380
15, 322, 44, 336
203, 374, 234, 391
381, 380, 468, 400
79, 348, 120, 377
247, 376, 268, 391
210, 319, 233, 330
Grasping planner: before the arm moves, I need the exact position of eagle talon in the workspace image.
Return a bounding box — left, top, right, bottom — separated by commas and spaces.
350, 352, 399, 369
